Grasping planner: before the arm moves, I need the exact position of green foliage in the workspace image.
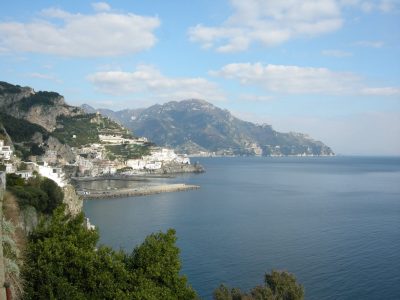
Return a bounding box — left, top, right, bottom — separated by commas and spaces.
52, 114, 101, 146
8, 186, 49, 213
0, 81, 22, 94
117, 166, 133, 173
263, 270, 304, 300
214, 284, 232, 300
13, 144, 31, 160
17, 91, 60, 111
126, 229, 197, 299
6, 173, 25, 187
2, 218, 20, 277
7, 174, 64, 214
213, 270, 304, 300
0, 113, 48, 143
22, 207, 197, 300
30, 143, 45, 156
105, 144, 150, 160
52, 113, 133, 147
23, 206, 102, 299
39, 177, 64, 213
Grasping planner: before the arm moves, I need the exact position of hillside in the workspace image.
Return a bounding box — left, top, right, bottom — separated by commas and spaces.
83, 100, 334, 156
0, 81, 140, 163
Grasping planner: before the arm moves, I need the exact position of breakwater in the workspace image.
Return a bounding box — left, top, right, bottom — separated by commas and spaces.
82, 183, 200, 199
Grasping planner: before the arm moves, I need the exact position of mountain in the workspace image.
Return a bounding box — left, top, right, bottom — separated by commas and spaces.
83, 100, 334, 156
0, 81, 137, 162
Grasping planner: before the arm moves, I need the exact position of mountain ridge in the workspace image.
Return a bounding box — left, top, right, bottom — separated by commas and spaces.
82, 99, 334, 156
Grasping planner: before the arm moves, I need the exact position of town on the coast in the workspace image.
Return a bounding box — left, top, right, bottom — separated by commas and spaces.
1, 132, 202, 197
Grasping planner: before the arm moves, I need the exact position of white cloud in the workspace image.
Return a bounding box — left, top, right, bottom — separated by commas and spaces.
0, 6, 159, 57
87, 65, 226, 102
322, 49, 353, 57
189, 0, 398, 52
189, 0, 343, 52
212, 62, 400, 96
361, 87, 400, 96
355, 40, 384, 48
25, 72, 62, 83
91, 2, 111, 12
355, 0, 400, 12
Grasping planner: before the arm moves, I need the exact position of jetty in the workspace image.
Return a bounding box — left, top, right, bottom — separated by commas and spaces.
81, 183, 200, 199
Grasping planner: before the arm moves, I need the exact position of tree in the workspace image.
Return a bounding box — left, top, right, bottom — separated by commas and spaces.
39, 177, 64, 213
262, 270, 304, 300
23, 206, 101, 299
7, 175, 64, 214
22, 206, 197, 299
213, 270, 304, 300
126, 229, 197, 299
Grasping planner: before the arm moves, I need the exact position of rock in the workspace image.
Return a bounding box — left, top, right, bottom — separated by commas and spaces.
63, 184, 83, 216
44, 136, 75, 163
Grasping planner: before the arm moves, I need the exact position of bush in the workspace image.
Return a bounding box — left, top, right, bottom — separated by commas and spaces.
213, 270, 304, 300
22, 206, 197, 299
7, 175, 64, 214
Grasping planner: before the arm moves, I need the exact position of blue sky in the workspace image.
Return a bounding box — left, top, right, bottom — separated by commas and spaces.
1, 0, 399, 155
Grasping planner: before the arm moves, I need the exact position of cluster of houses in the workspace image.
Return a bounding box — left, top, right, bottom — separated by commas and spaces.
1, 140, 68, 187
74, 134, 190, 176
126, 148, 190, 171
1, 135, 192, 186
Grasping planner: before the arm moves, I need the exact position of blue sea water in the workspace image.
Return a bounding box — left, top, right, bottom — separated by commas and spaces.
83, 156, 400, 299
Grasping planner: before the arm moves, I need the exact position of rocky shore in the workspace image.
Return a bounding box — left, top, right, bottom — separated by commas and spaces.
81, 183, 200, 199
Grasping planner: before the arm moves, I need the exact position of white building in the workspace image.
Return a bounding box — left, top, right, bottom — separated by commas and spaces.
145, 148, 190, 164
38, 164, 66, 187
5, 163, 15, 174
126, 159, 147, 170
15, 170, 34, 180
0, 140, 13, 160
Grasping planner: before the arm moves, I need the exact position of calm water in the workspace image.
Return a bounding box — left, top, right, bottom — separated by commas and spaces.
83, 157, 400, 299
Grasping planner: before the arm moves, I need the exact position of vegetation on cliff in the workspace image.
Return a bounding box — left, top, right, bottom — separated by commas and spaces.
105, 143, 151, 160
0, 81, 23, 95
6, 174, 64, 215
22, 205, 196, 299
0, 113, 48, 143
17, 91, 61, 111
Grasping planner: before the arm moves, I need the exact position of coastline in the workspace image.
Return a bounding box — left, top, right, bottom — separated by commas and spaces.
81, 183, 200, 199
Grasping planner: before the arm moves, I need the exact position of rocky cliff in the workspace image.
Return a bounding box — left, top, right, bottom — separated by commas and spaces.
0, 82, 83, 132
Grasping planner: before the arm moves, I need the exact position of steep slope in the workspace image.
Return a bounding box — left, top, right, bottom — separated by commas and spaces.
85, 100, 334, 156
0, 81, 138, 162
0, 81, 82, 132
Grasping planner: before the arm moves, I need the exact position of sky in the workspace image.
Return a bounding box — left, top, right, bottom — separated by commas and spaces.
1, 0, 399, 155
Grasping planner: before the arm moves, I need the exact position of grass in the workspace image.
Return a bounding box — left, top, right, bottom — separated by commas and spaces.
105, 144, 150, 160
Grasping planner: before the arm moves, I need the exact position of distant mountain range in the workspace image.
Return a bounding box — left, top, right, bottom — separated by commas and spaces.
82, 100, 334, 156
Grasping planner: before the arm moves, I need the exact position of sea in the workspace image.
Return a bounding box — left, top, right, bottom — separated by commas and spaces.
83, 156, 400, 300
